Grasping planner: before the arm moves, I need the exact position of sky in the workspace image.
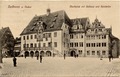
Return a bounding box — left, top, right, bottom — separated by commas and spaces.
0, 1, 120, 39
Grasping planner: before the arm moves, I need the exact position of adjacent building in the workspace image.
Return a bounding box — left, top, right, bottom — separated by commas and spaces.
20, 9, 119, 58
14, 37, 21, 56
0, 27, 14, 57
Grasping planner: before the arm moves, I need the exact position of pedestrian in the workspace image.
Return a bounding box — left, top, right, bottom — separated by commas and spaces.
13, 57, 17, 67
25, 55, 26, 58
111, 54, 113, 60
40, 54, 42, 63
37, 55, 39, 60
77, 54, 78, 58
64, 53, 66, 60
108, 53, 111, 62
100, 55, 102, 60
75, 54, 76, 58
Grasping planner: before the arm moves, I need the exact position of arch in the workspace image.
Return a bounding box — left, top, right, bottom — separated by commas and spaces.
46, 51, 51, 57
40, 51, 44, 57
25, 51, 29, 57
30, 51, 34, 57
70, 50, 76, 57
35, 51, 39, 57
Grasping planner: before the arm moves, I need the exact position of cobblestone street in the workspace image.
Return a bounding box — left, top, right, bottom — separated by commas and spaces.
1, 57, 120, 77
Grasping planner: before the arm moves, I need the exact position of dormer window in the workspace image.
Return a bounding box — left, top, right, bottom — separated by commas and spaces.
54, 13, 58, 17
30, 26, 35, 31
95, 29, 97, 33
53, 18, 56, 22
50, 24, 54, 28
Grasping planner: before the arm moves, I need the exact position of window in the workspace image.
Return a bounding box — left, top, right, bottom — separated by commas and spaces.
93, 43, 95, 47
102, 43, 106, 47
96, 35, 99, 39
104, 43, 106, 47
71, 43, 73, 47
54, 42, 57, 47
91, 43, 94, 47
64, 33, 66, 37
48, 33, 51, 37
104, 35, 106, 39
86, 43, 89, 47
38, 43, 41, 47
34, 35, 37, 39
98, 35, 101, 39
97, 51, 100, 55
27, 35, 29, 40
23, 36, 25, 40
48, 42, 51, 47
102, 51, 106, 55
70, 34, 73, 39
54, 32, 57, 37
70, 43, 72, 47
102, 35, 106, 39
34, 43, 37, 47
81, 35, 83, 38
31, 35, 33, 39
27, 44, 29, 48
92, 51, 95, 55
97, 43, 99, 47
30, 43, 33, 47
87, 51, 90, 55
99, 29, 102, 31
46, 38, 48, 41
43, 43, 46, 47
79, 50, 82, 54
99, 43, 101, 47
75, 43, 78, 47
79, 42, 83, 47
23, 44, 26, 48
43, 34, 45, 38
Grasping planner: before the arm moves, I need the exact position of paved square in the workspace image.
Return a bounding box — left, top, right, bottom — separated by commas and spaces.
1, 57, 120, 77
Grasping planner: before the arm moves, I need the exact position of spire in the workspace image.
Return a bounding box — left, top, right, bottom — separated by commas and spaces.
95, 15, 99, 22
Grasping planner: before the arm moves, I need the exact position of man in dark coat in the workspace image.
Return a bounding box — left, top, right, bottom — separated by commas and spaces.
40, 55, 42, 63
13, 57, 17, 67
64, 53, 66, 60
37, 55, 39, 60
108, 53, 111, 62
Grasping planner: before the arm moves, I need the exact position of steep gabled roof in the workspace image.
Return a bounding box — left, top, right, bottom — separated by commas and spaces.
71, 17, 89, 30
20, 10, 72, 35
0, 27, 9, 39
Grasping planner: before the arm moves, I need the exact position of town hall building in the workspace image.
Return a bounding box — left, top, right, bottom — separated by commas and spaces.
20, 8, 119, 58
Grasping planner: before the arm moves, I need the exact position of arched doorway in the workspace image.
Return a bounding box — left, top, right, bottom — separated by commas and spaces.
35, 51, 39, 57
40, 51, 44, 57
46, 51, 51, 57
30, 51, 34, 57
71, 51, 76, 57
24, 51, 29, 57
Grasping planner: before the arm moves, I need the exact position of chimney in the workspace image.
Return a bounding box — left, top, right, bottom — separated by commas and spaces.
46, 8, 50, 16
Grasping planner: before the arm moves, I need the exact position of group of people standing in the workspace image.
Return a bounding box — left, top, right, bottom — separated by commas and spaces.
13, 53, 114, 67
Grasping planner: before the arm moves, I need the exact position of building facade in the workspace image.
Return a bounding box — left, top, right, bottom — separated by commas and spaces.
20, 9, 119, 58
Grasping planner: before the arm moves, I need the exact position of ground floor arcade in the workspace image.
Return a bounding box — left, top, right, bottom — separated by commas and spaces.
22, 49, 109, 58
